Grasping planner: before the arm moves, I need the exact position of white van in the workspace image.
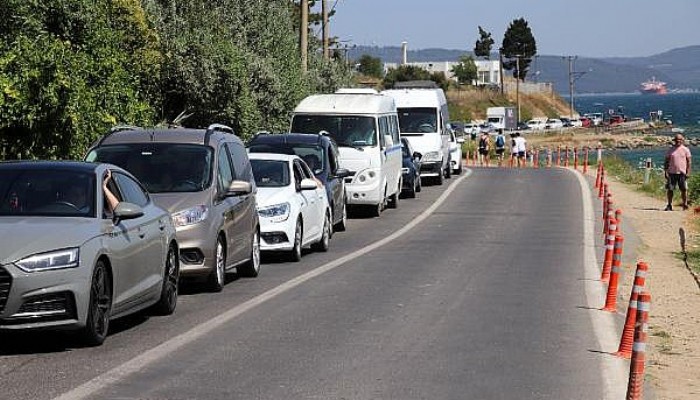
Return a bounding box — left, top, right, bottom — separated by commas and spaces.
291, 93, 403, 217
382, 87, 451, 184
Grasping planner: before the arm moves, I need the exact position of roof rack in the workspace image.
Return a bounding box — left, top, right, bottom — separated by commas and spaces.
98, 125, 142, 146
393, 80, 439, 89
204, 123, 235, 145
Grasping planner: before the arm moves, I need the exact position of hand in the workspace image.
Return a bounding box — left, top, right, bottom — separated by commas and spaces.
103, 170, 112, 186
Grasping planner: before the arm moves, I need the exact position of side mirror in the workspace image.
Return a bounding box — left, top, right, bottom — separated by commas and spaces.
300, 178, 319, 191
226, 180, 252, 197
335, 168, 352, 178
412, 152, 422, 162
112, 202, 144, 224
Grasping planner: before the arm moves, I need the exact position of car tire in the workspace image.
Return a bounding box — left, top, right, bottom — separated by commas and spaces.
81, 260, 112, 346
334, 202, 347, 232
387, 181, 400, 209
290, 218, 303, 262
207, 236, 226, 292
371, 201, 382, 217
312, 213, 331, 252
238, 230, 261, 277
151, 244, 179, 316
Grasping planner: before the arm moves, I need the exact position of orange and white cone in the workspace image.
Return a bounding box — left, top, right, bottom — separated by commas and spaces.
626, 291, 651, 400
601, 218, 617, 282
615, 262, 648, 358
603, 234, 624, 311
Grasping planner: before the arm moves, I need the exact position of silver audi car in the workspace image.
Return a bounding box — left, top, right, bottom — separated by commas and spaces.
0, 161, 179, 346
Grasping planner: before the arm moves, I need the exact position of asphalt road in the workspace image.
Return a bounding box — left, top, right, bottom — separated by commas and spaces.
0, 167, 627, 400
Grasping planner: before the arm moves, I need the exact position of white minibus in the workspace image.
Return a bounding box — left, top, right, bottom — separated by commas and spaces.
291, 93, 403, 217
382, 87, 452, 184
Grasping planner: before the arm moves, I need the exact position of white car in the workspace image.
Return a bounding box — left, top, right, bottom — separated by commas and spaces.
545, 118, 564, 129
526, 119, 546, 131
249, 153, 331, 262
448, 127, 464, 174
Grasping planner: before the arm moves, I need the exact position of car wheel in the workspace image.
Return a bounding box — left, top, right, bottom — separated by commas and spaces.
81, 260, 112, 346
207, 236, 226, 292
290, 218, 303, 262
334, 202, 347, 232
371, 201, 382, 217
152, 244, 179, 316
312, 213, 331, 252
238, 230, 261, 277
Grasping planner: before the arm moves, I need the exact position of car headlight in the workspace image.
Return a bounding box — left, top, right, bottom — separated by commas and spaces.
422, 151, 442, 162
172, 205, 209, 227
15, 248, 80, 272
354, 168, 379, 185
258, 202, 290, 222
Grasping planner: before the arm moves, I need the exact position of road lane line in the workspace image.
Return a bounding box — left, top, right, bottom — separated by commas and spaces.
570, 168, 627, 400
53, 170, 471, 400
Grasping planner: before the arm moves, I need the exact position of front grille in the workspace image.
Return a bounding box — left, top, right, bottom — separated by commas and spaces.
1, 292, 76, 325
261, 232, 289, 244
0, 267, 11, 314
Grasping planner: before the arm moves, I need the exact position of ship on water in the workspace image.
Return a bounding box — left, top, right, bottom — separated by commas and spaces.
640, 77, 668, 95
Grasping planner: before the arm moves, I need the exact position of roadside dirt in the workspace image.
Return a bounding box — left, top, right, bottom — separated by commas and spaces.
586, 168, 700, 399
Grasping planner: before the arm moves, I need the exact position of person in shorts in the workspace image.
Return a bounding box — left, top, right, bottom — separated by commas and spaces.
513, 131, 527, 168
494, 129, 506, 167
664, 133, 692, 211
477, 129, 490, 166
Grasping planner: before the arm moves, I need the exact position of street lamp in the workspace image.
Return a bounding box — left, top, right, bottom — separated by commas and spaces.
564, 56, 590, 119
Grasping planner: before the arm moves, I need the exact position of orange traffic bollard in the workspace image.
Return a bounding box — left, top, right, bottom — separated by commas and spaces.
583, 147, 589, 174
615, 262, 648, 358
595, 161, 602, 188
626, 291, 651, 400
603, 234, 624, 311
615, 209, 622, 231
564, 145, 570, 167
601, 218, 617, 282
598, 172, 606, 198
556, 145, 561, 167
574, 147, 578, 170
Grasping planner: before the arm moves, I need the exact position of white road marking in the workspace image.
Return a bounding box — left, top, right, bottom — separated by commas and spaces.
53, 171, 471, 400
570, 168, 627, 400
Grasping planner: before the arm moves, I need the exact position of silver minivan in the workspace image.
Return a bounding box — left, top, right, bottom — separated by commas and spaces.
86, 124, 260, 292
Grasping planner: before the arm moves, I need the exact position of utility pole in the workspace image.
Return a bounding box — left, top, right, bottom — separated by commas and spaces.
498, 48, 504, 95
322, 0, 329, 61
565, 55, 589, 119
300, 0, 308, 72
515, 55, 521, 123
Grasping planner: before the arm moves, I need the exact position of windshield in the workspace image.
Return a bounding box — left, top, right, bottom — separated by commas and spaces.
0, 169, 96, 217
248, 143, 325, 176
397, 107, 437, 133
250, 160, 290, 188
86, 144, 213, 193
291, 115, 377, 147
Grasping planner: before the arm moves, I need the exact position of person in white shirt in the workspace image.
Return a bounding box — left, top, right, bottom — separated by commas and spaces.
514, 132, 527, 168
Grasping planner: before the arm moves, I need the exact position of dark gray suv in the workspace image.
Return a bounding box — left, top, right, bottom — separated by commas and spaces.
86, 124, 260, 292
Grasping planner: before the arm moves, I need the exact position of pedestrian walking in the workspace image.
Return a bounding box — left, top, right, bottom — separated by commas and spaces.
478, 128, 490, 166
663, 133, 692, 211
509, 133, 518, 167
513, 132, 527, 168
494, 129, 506, 167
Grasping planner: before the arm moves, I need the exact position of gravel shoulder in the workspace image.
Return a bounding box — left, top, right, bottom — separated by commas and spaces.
586, 166, 700, 399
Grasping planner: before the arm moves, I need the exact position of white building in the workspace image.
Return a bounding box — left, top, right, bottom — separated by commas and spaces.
383, 60, 501, 86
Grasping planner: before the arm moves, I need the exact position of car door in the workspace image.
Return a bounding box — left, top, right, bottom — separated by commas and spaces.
227, 142, 256, 265
326, 141, 345, 223
215, 143, 244, 266
294, 160, 320, 242
107, 172, 165, 313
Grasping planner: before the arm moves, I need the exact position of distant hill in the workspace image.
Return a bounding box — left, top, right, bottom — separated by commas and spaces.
350, 45, 700, 94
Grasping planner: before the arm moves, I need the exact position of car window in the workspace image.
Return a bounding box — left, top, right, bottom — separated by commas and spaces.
227, 142, 253, 183
250, 159, 290, 187
291, 115, 377, 147
390, 115, 400, 144
0, 169, 96, 217
378, 116, 388, 147
217, 147, 235, 194
397, 107, 437, 133
113, 172, 149, 208
328, 142, 338, 174
292, 161, 303, 190
299, 160, 315, 179
86, 144, 213, 193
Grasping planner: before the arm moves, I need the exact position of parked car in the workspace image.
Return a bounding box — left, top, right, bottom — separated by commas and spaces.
526, 119, 546, 131
516, 121, 531, 131
580, 117, 592, 128
0, 161, 179, 345
607, 115, 625, 125
247, 132, 351, 233
448, 127, 464, 174
249, 153, 331, 261
545, 118, 564, 129
85, 124, 260, 292
569, 118, 584, 128
400, 138, 422, 198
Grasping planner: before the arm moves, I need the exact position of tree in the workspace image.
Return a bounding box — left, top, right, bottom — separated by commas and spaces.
383, 65, 449, 92
474, 26, 494, 59
357, 54, 383, 78
451, 55, 478, 85
501, 18, 537, 80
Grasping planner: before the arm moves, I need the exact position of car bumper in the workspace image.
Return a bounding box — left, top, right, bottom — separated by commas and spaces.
345, 181, 382, 205
259, 218, 295, 252
175, 221, 217, 277
420, 161, 442, 177
0, 263, 90, 331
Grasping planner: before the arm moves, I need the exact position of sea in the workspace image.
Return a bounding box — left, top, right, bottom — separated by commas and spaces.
566, 92, 700, 167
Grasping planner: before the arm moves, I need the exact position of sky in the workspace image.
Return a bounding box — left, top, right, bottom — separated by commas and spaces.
323, 0, 700, 58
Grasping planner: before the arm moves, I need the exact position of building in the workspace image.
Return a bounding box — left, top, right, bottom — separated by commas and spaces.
383, 60, 502, 87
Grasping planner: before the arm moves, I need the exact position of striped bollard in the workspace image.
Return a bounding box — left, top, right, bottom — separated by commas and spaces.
595, 161, 602, 188
615, 262, 648, 358
565, 145, 570, 167
603, 234, 624, 311
603, 193, 612, 235
583, 147, 589, 174
574, 147, 579, 170
601, 218, 617, 282
626, 292, 651, 400
547, 148, 552, 168
615, 209, 622, 232
556, 145, 561, 166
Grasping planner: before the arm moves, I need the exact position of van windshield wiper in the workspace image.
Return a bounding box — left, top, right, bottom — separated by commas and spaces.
338, 142, 365, 151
